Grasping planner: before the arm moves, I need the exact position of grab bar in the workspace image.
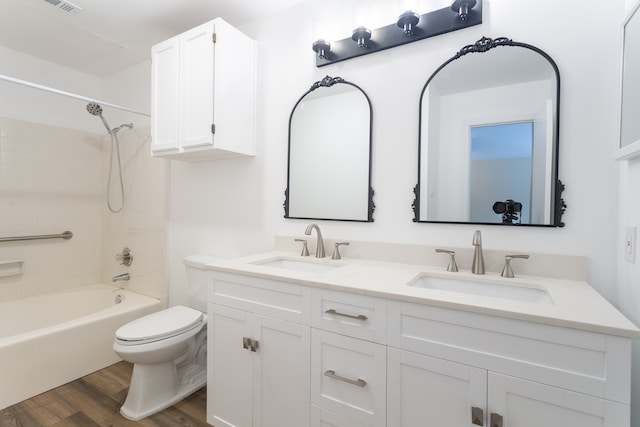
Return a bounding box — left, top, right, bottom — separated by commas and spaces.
0, 231, 73, 243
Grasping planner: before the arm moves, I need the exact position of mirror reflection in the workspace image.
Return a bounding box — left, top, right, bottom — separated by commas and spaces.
285, 76, 374, 222
414, 37, 565, 226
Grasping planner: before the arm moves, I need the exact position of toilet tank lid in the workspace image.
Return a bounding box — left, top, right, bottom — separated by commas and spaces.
183, 254, 224, 269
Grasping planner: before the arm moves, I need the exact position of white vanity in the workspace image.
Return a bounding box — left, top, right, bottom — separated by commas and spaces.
205, 240, 639, 427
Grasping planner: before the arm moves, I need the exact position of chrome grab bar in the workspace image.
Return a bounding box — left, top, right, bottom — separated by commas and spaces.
0, 230, 73, 243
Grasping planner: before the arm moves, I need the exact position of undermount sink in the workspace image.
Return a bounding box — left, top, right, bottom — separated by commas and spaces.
407, 274, 553, 305
252, 257, 343, 273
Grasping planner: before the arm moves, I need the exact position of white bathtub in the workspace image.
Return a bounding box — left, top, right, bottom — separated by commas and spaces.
0, 284, 163, 409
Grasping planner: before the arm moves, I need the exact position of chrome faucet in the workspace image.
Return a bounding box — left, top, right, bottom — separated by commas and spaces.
471, 230, 485, 275
304, 223, 325, 258
112, 273, 130, 282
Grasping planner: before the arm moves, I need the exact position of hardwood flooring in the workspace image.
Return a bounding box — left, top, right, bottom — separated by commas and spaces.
0, 361, 210, 427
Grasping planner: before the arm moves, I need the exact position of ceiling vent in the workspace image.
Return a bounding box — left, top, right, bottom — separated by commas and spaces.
44, 0, 82, 13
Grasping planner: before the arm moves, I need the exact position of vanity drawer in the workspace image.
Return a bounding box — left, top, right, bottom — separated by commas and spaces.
210, 271, 311, 325
311, 329, 386, 427
387, 300, 631, 403
311, 405, 369, 427
312, 289, 386, 343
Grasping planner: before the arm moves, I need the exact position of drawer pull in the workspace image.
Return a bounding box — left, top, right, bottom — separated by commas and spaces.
324, 370, 367, 387
471, 406, 484, 426
490, 413, 503, 427
325, 309, 368, 321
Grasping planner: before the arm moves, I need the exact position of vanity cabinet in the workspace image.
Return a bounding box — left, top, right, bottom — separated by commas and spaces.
208, 269, 633, 427
207, 273, 311, 427
387, 300, 631, 426
151, 18, 255, 161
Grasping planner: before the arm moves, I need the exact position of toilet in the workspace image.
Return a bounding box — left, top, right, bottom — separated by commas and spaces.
113, 255, 214, 421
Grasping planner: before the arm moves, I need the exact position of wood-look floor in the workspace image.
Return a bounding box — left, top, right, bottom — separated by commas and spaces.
0, 361, 210, 427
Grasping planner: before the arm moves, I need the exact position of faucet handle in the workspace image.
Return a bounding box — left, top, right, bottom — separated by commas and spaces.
115, 247, 133, 266
435, 249, 459, 272
295, 238, 310, 256
332, 242, 350, 260
501, 254, 530, 278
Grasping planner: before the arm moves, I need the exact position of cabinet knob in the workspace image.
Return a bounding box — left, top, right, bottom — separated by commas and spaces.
471, 406, 484, 426
490, 412, 503, 427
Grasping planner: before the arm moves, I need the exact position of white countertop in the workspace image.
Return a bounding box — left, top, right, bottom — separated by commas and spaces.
206, 250, 640, 338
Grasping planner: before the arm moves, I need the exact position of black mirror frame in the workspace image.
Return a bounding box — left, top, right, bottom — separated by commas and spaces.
284, 75, 375, 222
412, 36, 566, 227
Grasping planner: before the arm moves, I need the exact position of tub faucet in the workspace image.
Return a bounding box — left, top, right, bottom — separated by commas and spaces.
304, 223, 325, 258
471, 230, 485, 275
112, 273, 130, 282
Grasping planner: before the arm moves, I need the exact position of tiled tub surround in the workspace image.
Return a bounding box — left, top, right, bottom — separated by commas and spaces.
206, 242, 639, 426
0, 117, 102, 300
0, 283, 162, 409
0, 117, 169, 302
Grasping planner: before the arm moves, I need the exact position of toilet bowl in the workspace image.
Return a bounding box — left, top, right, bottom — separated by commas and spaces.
113, 255, 214, 421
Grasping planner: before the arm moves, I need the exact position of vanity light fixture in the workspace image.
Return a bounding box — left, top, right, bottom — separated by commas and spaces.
452, 0, 477, 21
397, 11, 420, 36
352, 26, 372, 48
312, 39, 331, 59
312, 0, 482, 67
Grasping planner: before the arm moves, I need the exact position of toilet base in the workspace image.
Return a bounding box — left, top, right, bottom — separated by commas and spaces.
119, 329, 207, 421
120, 363, 206, 421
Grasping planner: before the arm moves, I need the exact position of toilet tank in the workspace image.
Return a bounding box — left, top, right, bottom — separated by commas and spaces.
183, 255, 221, 313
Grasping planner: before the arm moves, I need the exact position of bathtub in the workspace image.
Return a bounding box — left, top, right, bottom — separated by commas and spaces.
0, 283, 163, 409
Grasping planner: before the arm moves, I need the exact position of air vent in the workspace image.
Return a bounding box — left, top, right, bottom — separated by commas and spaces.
44, 0, 82, 13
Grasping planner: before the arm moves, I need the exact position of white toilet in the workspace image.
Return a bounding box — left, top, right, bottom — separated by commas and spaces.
113, 255, 213, 421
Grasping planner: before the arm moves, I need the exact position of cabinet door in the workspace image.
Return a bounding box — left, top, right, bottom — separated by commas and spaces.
179, 21, 215, 149
255, 315, 310, 427
387, 347, 487, 427
208, 304, 253, 427
488, 372, 629, 427
150, 36, 180, 153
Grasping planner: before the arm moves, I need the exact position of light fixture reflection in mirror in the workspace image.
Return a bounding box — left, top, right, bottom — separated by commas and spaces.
284, 76, 374, 222
413, 37, 566, 227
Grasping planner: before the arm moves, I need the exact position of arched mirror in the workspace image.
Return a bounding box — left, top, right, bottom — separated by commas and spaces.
284, 76, 374, 222
413, 37, 565, 226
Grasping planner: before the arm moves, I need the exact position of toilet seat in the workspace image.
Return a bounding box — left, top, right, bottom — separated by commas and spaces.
115, 305, 205, 345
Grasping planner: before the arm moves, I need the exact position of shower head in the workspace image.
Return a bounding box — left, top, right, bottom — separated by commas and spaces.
86, 102, 103, 116
86, 102, 112, 134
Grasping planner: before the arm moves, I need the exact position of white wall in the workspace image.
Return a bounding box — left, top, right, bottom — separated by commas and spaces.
618, 1, 640, 423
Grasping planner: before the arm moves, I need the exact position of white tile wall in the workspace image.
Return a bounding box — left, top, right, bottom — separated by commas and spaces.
0, 117, 169, 303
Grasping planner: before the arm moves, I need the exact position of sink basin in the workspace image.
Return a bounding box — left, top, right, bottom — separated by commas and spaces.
252, 257, 342, 273
407, 274, 553, 304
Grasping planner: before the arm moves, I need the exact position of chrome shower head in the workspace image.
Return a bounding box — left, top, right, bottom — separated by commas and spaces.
86, 102, 112, 134
86, 102, 103, 116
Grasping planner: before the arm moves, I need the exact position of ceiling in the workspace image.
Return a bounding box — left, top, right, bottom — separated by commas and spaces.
0, 0, 306, 77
